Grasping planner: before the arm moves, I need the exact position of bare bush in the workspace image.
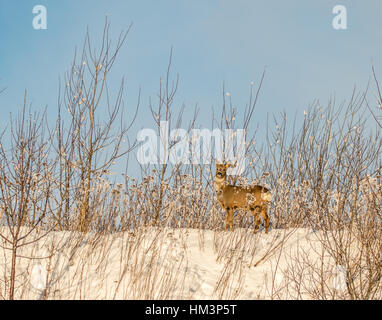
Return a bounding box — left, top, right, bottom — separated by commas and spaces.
1, 19, 382, 300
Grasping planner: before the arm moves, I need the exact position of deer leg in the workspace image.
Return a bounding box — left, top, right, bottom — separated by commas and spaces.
260, 205, 270, 234
225, 207, 234, 231
251, 208, 261, 234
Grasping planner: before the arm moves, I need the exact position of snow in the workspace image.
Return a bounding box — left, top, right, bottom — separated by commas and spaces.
0, 226, 347, 299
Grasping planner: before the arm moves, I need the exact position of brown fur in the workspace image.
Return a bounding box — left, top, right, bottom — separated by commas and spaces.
215, 163, 272, 233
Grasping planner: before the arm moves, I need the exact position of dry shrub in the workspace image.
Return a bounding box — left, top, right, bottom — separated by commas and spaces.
1, 19, 382, 300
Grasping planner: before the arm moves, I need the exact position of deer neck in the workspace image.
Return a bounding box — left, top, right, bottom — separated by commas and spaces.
215, 176, 227, 191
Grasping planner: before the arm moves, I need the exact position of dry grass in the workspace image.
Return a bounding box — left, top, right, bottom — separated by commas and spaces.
0, 21, 381, 300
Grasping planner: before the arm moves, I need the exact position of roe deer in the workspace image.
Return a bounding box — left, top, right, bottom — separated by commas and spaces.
215, 163, 272, 233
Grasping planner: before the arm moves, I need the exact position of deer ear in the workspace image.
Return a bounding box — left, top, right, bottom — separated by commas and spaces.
226, 162, 237, 168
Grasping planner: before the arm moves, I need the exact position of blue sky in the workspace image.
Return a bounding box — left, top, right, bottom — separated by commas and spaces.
1, 0, 382, 174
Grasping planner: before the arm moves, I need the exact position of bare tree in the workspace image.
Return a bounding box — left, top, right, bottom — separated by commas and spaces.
54, 19, 139, 231
0, 95, 55, 299
367, 65, 382, 129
